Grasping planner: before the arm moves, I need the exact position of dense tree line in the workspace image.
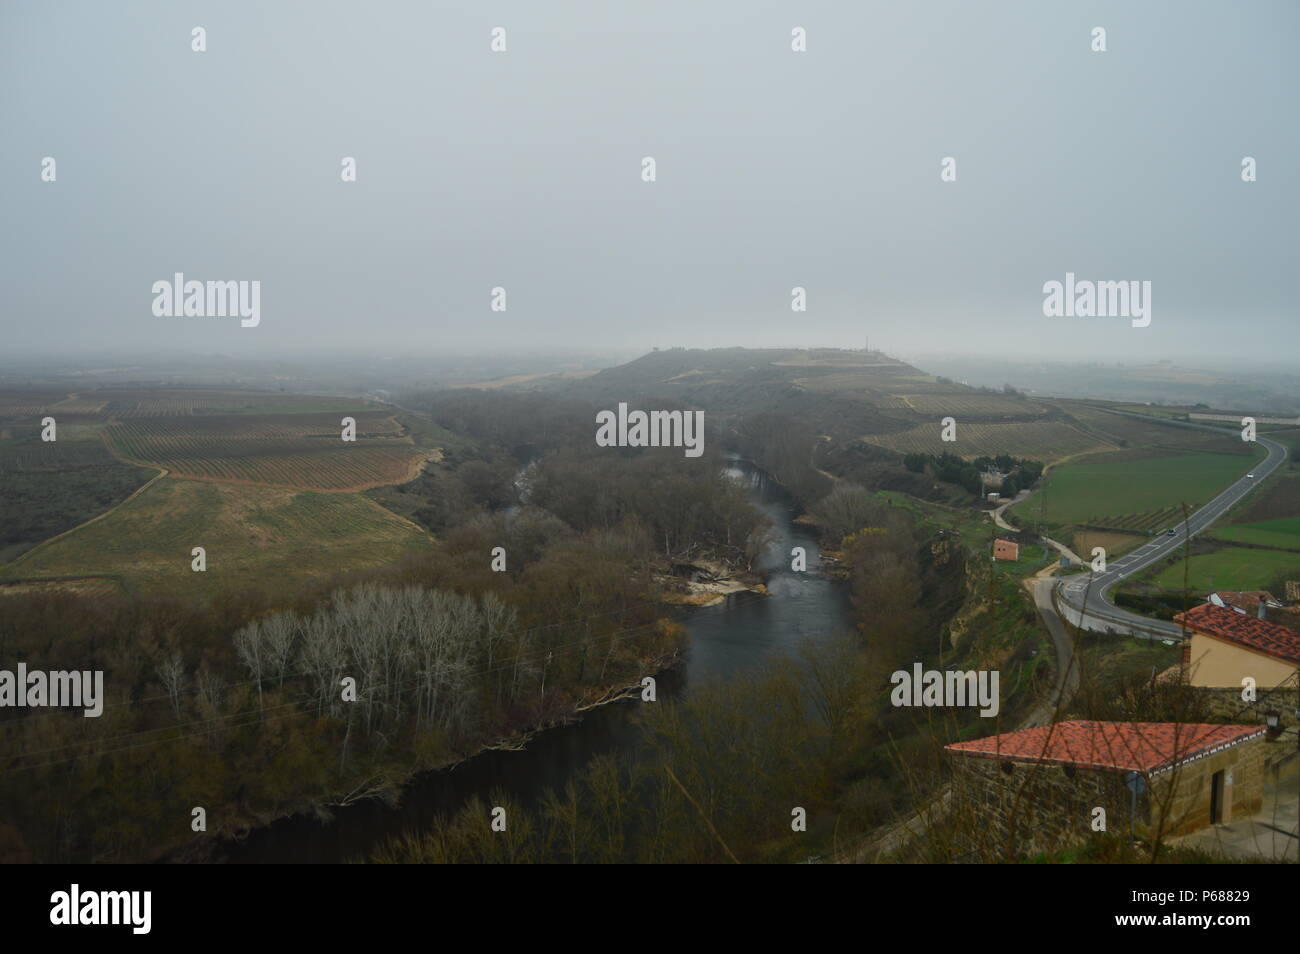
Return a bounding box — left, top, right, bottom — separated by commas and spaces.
902, 452, 1043, 497
403, 390, 600, 459
528, 448, 770, 567
729, 411, 831, 507
0, 499, 685, 863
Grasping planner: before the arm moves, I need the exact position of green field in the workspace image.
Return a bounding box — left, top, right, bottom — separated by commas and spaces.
0, 476, 435, 596
1150, 547, 1300, 591
1210, 517, 1300, 551
1015, 450, 1263, 528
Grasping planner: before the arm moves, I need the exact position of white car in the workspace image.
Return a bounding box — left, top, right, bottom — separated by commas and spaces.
1247, 473, 1255, 478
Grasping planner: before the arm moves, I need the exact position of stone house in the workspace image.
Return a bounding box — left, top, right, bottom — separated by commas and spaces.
1173, 603, 1300, 691
1166, 603, 1300, 757
945, 720, 1267, 859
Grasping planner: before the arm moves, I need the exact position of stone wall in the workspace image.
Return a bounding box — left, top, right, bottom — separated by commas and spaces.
948, 755, 1141, 860
1188, 685, 1300, 763
947, 734, 1270, 859
1150, 736, 1266, 838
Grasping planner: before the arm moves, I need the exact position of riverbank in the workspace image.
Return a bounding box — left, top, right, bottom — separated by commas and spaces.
204, 457, 855, 863
660, 558, 769, 606
163, 639, 685, 864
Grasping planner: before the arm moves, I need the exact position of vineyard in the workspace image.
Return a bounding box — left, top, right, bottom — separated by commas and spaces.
0, 388, 376, 421
1076, 506, 1186, 534
106, 412, 433, 491
862, 420, 1108, 462
98, 389, 368, 416
1064, 405, 1251, 455
0, 390, 69, 419
888, 393, 1048, 417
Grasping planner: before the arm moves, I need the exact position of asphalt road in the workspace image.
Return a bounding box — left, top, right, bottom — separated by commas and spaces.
1055, 422, 1287, 639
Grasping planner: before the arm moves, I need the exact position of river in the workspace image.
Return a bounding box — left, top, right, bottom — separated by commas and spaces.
220, 458, 853, 863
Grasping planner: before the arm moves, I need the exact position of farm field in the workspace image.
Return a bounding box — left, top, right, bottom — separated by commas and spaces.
1149, 547, 1300, 592
1012, 450, 1263, 528
0, 390, 75, 418
886, 393, 1047, 417
1206, 473, 1300, 550
1260, 427, 1300, 464
862, 419, 1108, 462
793, 372, 899, 394
96, 389, 370, 417
0, 388, 369, 420
1070, 530, 1147, 561
0, 477, 435, 596
105, 412, 435, 491
1211, 520, 1300, 551
0, 426, 155, 564
1063, 404, 1252, 454
0, 578, 120, 599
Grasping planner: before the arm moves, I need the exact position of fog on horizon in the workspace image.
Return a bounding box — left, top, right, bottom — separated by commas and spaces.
3, 1, 1296, 365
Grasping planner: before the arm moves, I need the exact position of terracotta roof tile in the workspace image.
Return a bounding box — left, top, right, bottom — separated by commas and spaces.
944, 720, 1264, 775
1176, 603, 1300, 664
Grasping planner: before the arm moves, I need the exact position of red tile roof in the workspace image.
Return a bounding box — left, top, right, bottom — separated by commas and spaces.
945, 720, 1264, 775
1176, 603, 1300, 664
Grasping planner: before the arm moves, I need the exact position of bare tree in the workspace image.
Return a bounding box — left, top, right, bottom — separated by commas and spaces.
260, 613, 297, 685
157, 652, 185, 721
233, 620, 265, 713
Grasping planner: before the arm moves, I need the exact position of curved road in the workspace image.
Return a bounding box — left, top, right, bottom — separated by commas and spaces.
1052, 421, 1287, 640
844, 415, 1285, 861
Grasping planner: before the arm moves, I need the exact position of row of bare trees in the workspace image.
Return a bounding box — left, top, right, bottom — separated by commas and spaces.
233, 585, 521, 738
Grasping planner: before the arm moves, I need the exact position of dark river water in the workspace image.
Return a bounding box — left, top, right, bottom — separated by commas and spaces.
221, 459, 853, 863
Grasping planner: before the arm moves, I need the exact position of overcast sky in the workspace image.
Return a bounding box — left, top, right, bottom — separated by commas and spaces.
3, 1, 1296, 365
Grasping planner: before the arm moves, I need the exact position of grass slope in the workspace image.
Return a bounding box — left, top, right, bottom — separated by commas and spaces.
0, 477, 435, 596
1150, 547, 1300, 591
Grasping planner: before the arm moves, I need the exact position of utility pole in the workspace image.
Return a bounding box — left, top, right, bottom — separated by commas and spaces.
1038, 472, 1047, 537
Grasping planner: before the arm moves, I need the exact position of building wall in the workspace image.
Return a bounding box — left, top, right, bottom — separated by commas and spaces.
1186, 633, 1297, 689
948, 756, 1141, 860
1186, 685, 1299, 764
947, 735, 1268, 858
1150, 738, 1266, 838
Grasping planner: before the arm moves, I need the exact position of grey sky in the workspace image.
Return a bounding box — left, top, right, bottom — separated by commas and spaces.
3, 1, 1296, 363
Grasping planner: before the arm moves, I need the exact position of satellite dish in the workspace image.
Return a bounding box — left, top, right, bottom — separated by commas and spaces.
1209, 593, 1226, 608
